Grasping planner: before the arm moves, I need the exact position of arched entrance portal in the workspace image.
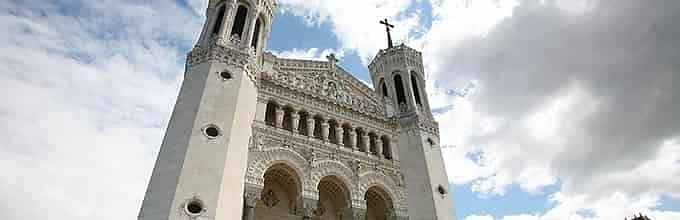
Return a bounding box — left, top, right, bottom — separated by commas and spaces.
365, 186, 394, 220
314, 176, 351, 220
255, 163, 302, 220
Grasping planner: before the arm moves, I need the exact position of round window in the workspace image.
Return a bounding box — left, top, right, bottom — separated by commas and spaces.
219, 71, 232, 80
203, 125, 221, 139
437, 185, 448, 196
185, 199, 204, 215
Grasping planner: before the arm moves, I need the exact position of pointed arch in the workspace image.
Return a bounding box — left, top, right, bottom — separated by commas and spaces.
379, 78, 388, 97
230, 5, 249, 38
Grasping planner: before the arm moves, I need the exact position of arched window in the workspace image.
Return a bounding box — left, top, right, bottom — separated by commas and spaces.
411, 72, 422, 106
394, 74, 407, 105
264, 101, 277, 126
381, 136, 392, 160
298, 111, 308, 135
211, 5, 226, 35
251, 17, 262, 51
282, 106, 293, 131
379, 78, 388, 97
230, 5, 248, 38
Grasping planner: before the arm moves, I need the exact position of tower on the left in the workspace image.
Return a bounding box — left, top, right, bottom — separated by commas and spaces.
138, 1, 276, 220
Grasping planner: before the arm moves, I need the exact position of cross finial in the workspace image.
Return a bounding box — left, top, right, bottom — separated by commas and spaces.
326, 53, 338, 63
380, 18, 395, 48
326, 53, 339, 70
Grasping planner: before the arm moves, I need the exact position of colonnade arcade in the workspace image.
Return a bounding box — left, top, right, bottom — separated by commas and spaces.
243, 158, 402, 220
264, 101, 393, 160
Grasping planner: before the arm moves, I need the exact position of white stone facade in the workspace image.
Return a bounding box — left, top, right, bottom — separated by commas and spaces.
138, 0, 456, 219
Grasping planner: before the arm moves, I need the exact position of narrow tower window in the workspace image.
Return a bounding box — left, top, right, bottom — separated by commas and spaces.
230, 5, 249, 38
251, 17, 262, 51
379, 78, 388, 97
211, 5, 226, 35
411, 72, 422, 106
394, 74, 407, 105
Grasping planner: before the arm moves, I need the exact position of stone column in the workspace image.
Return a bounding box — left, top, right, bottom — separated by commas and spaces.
306, 117, 315, 137
274, 106, 284, 128
291, 109, 300, 133
361, 134, 370, 153
321, 118, 330, 142
336, 125, 344, 146
375, 137, 383, 158
349, 128, 357, 151
301, 198, 318, 220
243, 187, 261, 220
347, 207, 366, 220
242, 8, 258, 49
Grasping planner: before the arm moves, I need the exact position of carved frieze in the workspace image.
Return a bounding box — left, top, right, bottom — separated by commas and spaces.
260, 60, 385, 120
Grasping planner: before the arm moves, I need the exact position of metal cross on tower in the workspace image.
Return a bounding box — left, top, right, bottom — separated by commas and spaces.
380, 18, 395, 48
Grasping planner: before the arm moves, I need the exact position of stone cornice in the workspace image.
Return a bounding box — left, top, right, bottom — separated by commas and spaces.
186, 37, 259, 82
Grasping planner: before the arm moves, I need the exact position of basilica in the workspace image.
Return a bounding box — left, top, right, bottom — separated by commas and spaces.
138, 0, 456, 219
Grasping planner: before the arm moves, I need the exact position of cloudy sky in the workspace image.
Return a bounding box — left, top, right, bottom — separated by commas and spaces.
1, 0, 678, 219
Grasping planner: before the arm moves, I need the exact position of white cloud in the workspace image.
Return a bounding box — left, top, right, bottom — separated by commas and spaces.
271, 47, 344, 61
277, 0, 423, 64
421, 0, 680, 219
465, 214, 495, 220
0, 0, 197, 219
1, 0, 678, 220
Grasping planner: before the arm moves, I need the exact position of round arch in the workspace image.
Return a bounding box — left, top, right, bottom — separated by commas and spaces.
310, 159, 355, 202
316, 175, 353, 219
357, 171, 403, 211
365, 185, 394, 220
246, 147, 309, 191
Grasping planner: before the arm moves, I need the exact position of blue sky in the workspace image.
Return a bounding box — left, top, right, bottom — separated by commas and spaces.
0, 0, 679, 220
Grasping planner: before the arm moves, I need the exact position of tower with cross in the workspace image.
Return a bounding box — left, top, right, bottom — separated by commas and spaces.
368, 18, 458, 220
139, 2, 456, 219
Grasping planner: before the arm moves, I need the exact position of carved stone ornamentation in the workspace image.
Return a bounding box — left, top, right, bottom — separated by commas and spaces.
262, 190, 279, 208
261, 64, 384, 118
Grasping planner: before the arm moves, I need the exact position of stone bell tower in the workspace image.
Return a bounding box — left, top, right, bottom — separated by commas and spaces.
138, 0, 275, 220
369, 20, 457, 220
